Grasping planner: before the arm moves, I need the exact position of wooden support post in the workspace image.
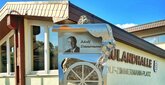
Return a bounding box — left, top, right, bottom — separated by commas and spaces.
7, 15, 25, 85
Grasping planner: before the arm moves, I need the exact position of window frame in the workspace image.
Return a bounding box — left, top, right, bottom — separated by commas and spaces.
0, 30, 15, 76
26, 20, 58, 75
32, 26, 45, 72
9, 35, 15, 73
0, 40, 7, 75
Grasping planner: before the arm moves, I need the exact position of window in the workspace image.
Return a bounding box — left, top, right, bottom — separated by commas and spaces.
0, 42, 7, 73
10, 36, 14, 72
159, 34, 165, 43
0, 32, 14, 75
49, 28, 58, 70
30, 24, 58, 74
32, 26, 45, 71
143, 36, 158, 43
143, 34, 165, 44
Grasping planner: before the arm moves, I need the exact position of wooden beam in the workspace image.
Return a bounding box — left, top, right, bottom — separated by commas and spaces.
7, 15, 18, 30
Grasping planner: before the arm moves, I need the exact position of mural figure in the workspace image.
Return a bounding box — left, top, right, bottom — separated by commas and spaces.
65, 36, 80, 53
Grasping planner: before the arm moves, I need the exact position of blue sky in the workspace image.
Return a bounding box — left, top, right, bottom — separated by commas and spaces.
0, 0, 165, 28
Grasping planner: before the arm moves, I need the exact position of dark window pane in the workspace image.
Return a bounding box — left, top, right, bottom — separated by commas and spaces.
32, 26, 44, 71
49, 28, 58, 70
10, 35, 15, 72
0, 42, 7, 73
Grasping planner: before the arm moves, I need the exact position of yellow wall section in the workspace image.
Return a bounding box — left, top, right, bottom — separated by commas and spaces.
0, 78, 5, 85
0, 78, 15, 85
26, 76, 59, 85
27, 77, 42, 85
43, 77, 59, 85
106, 41, 165, 85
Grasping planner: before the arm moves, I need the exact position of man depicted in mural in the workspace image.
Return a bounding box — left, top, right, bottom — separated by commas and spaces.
65, 36, 80, 53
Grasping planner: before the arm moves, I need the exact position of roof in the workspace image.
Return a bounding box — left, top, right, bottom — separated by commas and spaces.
0, 1, 165, 58
68, 3, 165, 58
125, 20, 165, 32
0, 1, 69, 22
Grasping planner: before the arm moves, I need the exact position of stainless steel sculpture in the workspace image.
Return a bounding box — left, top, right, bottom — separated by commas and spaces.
78, 15, 90, 24
52, 23, 115, 85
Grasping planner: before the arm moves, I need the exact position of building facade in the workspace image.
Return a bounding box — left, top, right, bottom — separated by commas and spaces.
125, 20, 165, 50
0, 1, 165, 85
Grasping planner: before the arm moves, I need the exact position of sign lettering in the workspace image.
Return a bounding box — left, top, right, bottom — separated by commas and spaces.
109, 49, 152, 68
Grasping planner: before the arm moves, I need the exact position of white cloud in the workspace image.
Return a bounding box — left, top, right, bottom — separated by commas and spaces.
115, 23, 137, 29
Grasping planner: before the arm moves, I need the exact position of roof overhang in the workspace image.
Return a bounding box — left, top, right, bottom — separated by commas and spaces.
0, 16, 11, 40
0, 1, 69, 23
125, 20, 165, 32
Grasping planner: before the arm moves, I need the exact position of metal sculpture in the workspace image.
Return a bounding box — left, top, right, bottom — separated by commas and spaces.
52, 23, 115, 85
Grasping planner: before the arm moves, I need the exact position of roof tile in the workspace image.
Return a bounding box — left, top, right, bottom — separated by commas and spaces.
125, 20, 165, 32
0, 1, 69, 22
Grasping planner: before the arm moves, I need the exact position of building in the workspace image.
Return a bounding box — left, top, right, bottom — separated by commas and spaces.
0, 1, 165, 85
125, 20, 165, 50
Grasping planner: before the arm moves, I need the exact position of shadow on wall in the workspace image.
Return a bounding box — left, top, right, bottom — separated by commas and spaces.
5, 78, 10, 85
